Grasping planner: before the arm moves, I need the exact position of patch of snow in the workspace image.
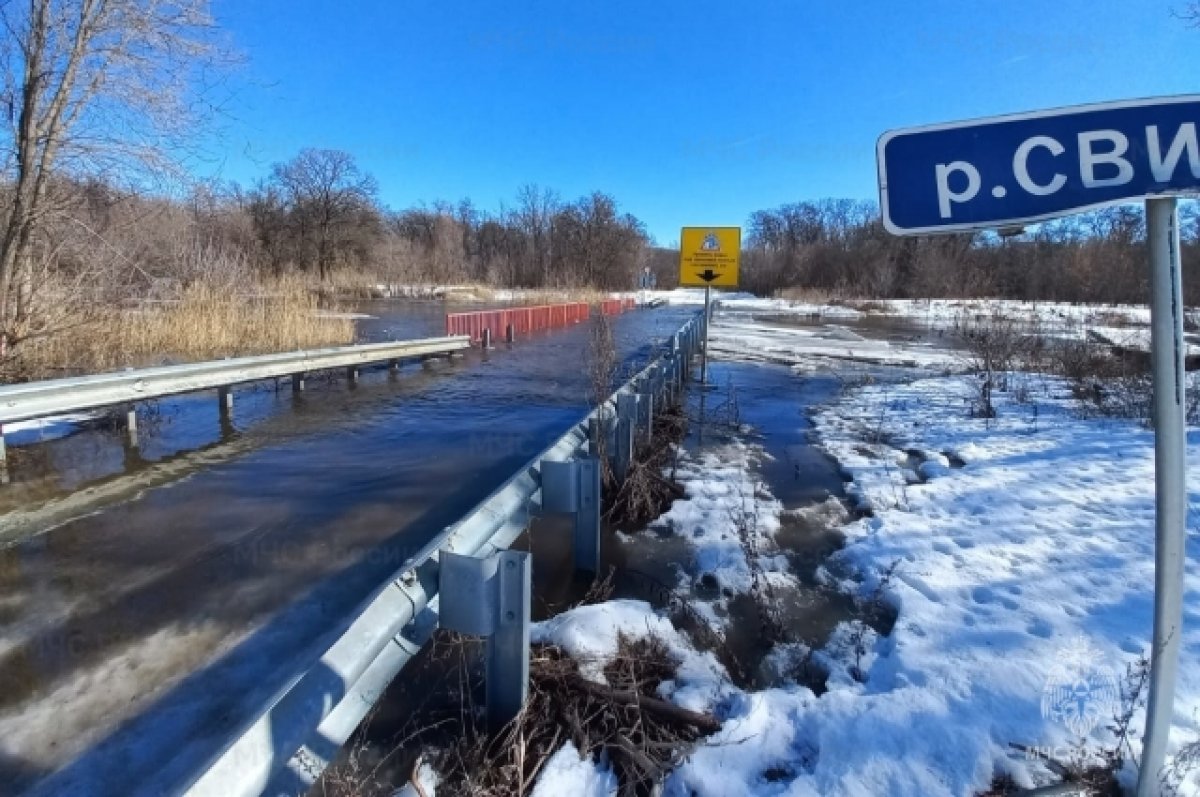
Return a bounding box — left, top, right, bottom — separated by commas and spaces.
394, 760, 440, 797
666, 688, 819, 797
814, 620, 879, 690
531, 600, 728, 712
530, 741, 618, 797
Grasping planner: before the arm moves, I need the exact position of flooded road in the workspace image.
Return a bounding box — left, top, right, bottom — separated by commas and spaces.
0, 301, 694, 795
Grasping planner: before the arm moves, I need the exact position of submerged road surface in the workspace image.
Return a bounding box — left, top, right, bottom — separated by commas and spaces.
0, 301, 693, 795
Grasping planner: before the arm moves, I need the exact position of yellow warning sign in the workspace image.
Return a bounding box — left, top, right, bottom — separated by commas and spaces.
679, 227, 740, 287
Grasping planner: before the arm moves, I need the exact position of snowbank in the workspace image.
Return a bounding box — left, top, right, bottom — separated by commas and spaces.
651, 289, 1162, 334
809, 373, 1200, 794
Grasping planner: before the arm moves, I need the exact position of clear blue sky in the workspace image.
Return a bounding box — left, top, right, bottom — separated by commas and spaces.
207, 0, 1199, 244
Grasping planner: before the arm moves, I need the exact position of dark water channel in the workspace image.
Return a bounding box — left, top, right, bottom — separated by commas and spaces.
0, 300, 694, 795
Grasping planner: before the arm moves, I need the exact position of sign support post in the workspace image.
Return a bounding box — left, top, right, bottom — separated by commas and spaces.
678, 226, 740, 386
1138, 196, 1188, 797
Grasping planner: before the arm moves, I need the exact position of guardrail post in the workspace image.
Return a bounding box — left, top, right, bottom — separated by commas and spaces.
615, 394, 637, 481
347, 367, 359, 384
439, 550, 532, 731
218, 386, 233, 415
126, 405, 139, 448
661, 358, 675, 408
636, 378, 654, 444
293, 372, 306, 393
588, 416, 605, 463
490, 550, 531, 729
648, 364, 663, 407
542, 458, 602, 572
506, 323, 515, 344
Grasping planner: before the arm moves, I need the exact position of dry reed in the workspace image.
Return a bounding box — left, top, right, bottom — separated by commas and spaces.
8, 279, 355, 380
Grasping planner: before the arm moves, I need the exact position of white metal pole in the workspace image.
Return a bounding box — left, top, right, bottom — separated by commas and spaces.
701, 285, 711, 384
1138, 196, 1188, 797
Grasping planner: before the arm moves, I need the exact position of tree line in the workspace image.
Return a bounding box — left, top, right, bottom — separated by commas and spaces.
54, 152, 655, 293
15, 155, 1200, 314
743, 198, 1200, 305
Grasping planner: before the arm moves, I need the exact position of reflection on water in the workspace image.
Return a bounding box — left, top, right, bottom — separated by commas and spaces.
0, 300, 694, 793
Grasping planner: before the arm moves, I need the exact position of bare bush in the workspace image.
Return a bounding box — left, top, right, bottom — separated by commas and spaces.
955, 311, 1038, 419
728, 480, 786, 645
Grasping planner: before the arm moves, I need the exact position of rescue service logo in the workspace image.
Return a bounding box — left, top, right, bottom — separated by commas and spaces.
1040, 636, 1120, 737
701, 231, 721, 251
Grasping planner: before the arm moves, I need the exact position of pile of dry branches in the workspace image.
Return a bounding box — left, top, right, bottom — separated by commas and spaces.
432, 633, 719, 797
603, 404, 689, 528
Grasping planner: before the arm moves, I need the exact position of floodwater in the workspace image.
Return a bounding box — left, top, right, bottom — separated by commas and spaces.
329, 357, 870, 794
0, 300, 695, 795
606, 360, 862, 685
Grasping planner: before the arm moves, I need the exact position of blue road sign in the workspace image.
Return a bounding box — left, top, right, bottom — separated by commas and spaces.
878, 95, 1200, 235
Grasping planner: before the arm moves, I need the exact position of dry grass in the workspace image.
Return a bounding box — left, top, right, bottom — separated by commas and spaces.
7, 278, 355, 380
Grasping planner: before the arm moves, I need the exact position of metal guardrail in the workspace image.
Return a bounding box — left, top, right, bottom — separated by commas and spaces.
177, 310, 708, 797
0, 336, 470, 472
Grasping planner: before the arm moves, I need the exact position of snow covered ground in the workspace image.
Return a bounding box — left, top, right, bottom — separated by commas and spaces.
808, 373, 1200, 795
648, 289, 1157, 329
519, 299, 1200, 796
650, 288, 1200, 358
708, 314, 961, 371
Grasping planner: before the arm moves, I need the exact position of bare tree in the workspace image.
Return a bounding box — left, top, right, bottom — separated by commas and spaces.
261, 149, 379, 281
0, 0, 223, 352
513, 183, 558, 285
